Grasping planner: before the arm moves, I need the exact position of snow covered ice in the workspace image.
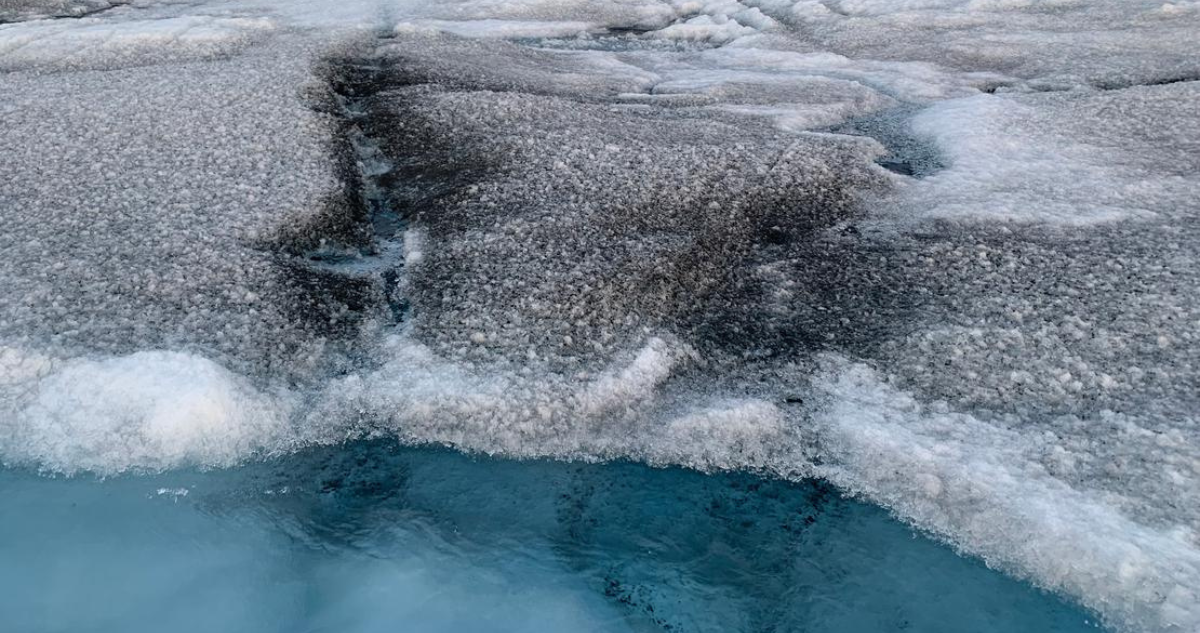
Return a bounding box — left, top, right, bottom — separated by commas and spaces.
1, 0, 1198, 631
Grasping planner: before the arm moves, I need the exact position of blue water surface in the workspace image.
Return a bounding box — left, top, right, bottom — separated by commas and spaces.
0, 441, 1103, 632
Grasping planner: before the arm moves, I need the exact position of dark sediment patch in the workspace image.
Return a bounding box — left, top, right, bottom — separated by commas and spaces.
334, 33, 905, 372
826, 105, 945, 179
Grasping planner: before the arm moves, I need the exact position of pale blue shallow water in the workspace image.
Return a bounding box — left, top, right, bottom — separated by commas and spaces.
0, 441, 1104, 633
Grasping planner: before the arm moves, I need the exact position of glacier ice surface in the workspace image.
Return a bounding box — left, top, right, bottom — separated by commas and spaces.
1, 0, 1198, 630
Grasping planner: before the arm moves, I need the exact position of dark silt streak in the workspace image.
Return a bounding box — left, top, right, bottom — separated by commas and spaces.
312, 50, 409, 326
0, 0, 128, 24
1091, 73, 1200, 91
265, 41, 416, 350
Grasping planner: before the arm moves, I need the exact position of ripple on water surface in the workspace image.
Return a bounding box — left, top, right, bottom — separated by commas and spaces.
0, 442, 1103, 632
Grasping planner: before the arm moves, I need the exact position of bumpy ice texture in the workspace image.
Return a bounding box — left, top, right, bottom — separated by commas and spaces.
1, 1, 1198, 631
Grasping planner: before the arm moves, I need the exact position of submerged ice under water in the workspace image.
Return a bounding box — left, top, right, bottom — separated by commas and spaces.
0, 442, 1103, 633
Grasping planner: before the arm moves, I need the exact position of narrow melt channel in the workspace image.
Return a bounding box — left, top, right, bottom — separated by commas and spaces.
306, 51, 408, 326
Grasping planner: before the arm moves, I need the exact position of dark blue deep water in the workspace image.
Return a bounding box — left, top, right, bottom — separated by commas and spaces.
0, 442, 1103, 632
